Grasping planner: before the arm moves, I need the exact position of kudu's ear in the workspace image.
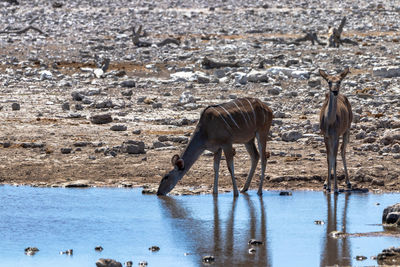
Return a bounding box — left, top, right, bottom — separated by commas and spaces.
339, 67, 350, 80
319, 69, 329, 82
171, 154, 180, 166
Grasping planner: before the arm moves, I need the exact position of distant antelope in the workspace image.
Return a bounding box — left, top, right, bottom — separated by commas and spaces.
157, 97, 273, 196
319, 67, 353, 193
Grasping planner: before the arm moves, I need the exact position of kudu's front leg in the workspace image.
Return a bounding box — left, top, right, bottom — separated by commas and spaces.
223, 144, 239, 197
213, 149, 222, 195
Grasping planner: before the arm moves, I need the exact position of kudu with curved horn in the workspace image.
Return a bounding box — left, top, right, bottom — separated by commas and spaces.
319, 67, 353, 193
157, 97, 273, 196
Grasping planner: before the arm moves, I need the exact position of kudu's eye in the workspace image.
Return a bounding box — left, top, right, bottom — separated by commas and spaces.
328, 81, 332, 86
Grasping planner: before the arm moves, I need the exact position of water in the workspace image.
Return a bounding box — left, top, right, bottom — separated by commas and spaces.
0, 185, 399, 267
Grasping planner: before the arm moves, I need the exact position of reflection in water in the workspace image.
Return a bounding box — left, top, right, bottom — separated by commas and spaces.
320, 193, 351, 267
160, 195, 271, 266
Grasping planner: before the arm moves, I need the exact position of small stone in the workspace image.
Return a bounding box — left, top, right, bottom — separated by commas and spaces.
125, 261, 133, 267
138, 261, 148, 266
40, 70, 53, 80
95, 246, 103, 252
60, 249, 73, 255
314, 220, 325, 225
282, 131, 303, 142
132, 130, 141, 135
149, 246, 160, 252
90, 114, 113, 124
248, 239, 263, 245
62, 102, 70, 111
61, 148, 72, 154
121, 89, 133, 96
24, 247, 39, 256
11, 103, 20, 111
248, 248, 256, 254
110, 125, 127, 131
120, 80, 136, 88
72, 91, 84, 101
279, 191, 292, 196
355, 255, 367, 261
202, 256, 215, 264
152, 103, 162, 109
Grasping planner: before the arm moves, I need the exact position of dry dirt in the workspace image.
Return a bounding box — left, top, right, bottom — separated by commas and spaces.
0, 0, 399, 195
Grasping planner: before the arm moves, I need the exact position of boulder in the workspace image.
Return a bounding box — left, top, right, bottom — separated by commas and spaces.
266, 67, 310, 79
120, 80, 136, 88
382, 203, 400, 226
96, 258, 122, 267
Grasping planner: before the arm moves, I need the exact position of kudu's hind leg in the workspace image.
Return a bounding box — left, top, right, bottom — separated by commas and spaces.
256, 132, 267, 195
341, 130, 351, 189
241, 139, 259, 193
213, 148, 222, 195
223, 144, 239, 197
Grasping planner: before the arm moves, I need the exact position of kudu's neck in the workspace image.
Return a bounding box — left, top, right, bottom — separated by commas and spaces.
180, 127, 206, 176
325, 91, 338, 126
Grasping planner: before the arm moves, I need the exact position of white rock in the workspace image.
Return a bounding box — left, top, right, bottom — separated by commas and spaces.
40, 70, 53, 80
373, 66, 400, 78
247, 70, 269, 83
94, 68, 104, 78
266, 67, 310, 79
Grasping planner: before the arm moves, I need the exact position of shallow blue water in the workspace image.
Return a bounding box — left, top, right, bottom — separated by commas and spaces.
0, 185, 399, 266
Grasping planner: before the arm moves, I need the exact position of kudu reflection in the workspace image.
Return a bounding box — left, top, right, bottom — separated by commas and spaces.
320, 193, 350, 266
159, 195, 271, 266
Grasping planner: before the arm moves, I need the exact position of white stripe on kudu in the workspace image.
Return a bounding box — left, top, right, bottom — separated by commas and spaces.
219, 105, 240, 129
245, 98, 257, 125
238, 99, 252, 124
232, 101, 249, 127
211, 107, 232, 130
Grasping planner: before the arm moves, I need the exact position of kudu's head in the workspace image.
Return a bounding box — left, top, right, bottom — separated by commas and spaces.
319, 67, 350, 97
157, 154, 185, 195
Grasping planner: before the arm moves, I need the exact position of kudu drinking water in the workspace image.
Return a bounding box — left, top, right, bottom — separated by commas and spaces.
319, 67, 353, 193
157, 97, 273, 196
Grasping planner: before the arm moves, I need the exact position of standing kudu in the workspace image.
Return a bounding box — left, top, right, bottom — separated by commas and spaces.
319, 67, 353, 193
157, 97, 273, 196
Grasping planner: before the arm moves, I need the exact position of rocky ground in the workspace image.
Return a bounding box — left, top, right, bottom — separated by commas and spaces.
0, 0, 399, 195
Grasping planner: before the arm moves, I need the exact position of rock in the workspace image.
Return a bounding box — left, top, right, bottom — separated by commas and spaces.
24, 247, 39, 256
234, 72, 247, 85
95, 246, 103, 252
373, 66, 400, 78
266, 67, 310, 79
355, 255, 367, 261
314, 220, 325, 225
138, 261, 148, 266
62, 102, 70, 111
377, 247, 400, 265
61, 148, 72, 154
110, 125, 127, 131
149, 246, 160, 252
11, 102, 20, 111
382, 203, 400, 226
247, 70, 269, 83
96, 258, 122, 267
121, 89, 133, 96
308, 78, 321, 88
195, 71, 211, 83
72, 91, 84, 101
282, 131, 303, 142
40, 70, 53, 80
94, 68, 104, 78
279, 191, 292, 196
248, 239, 263, 245
170, 71, 196, 82
125, 261, 133, 267
122, 141, 145, 154
268, 87, 281, 95
60, 249, 73, 255
202, 256, 215, 264
120, 80, 136, 88
63, 180, 90, 188
90, 114, 113, 124
95, 100, 113, 109
152, 102, 162, 109
179, 91, 195, 104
